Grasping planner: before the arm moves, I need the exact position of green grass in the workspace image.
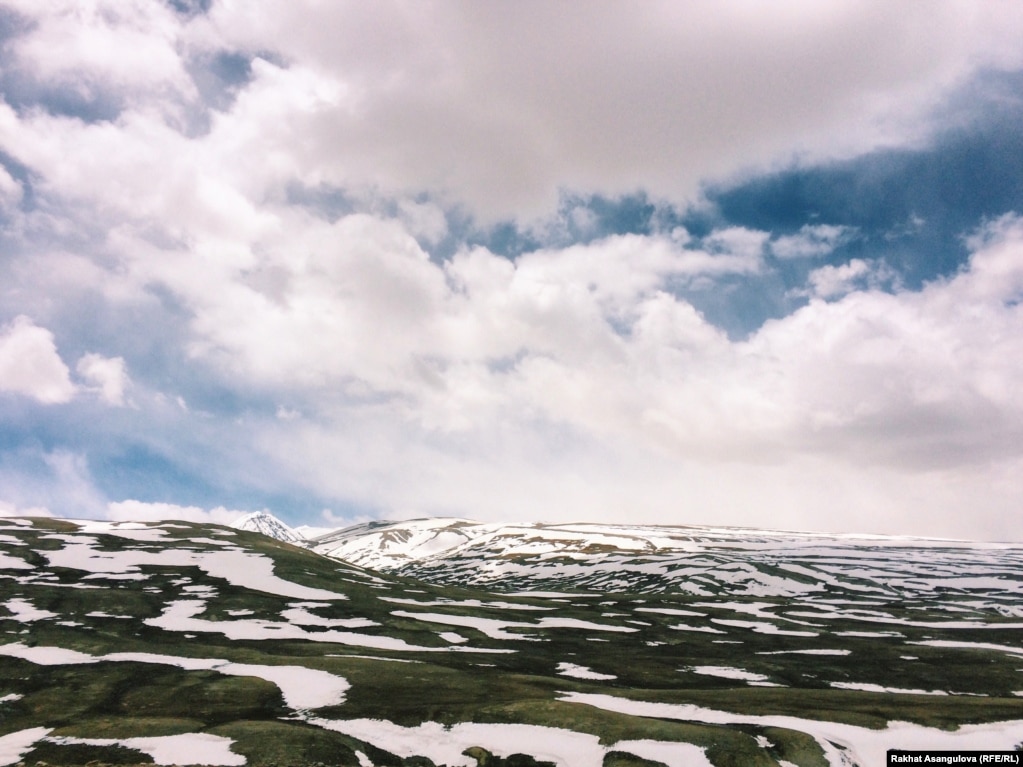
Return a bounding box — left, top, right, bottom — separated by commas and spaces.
2, 516, 1022, 766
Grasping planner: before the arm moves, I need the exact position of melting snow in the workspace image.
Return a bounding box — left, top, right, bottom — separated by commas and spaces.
309, 717, 711, 767
710, 619, 817, 636
0, 643, 349, 710
0, 727, 51, 767
560, 692, 1023, 767
670, 623, 725, 633
635, 607, 705, 617
3, 599, 57, 622
0, 553, 32, 570
757, 649, 851, 656
45, 733, 244, 766
688, 666, 770, 683
909, 639, 1023, 657
280, 605, 378, 629
556, 662, 616, 680
44, 536, 346, 600
149, 600, 512, 653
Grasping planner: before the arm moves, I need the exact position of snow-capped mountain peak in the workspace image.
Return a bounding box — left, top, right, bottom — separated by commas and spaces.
231, 511, 304, 544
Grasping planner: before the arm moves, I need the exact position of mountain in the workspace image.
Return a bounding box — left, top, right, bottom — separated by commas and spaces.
230, 511, 304, 544
1, 514, 1021, 766
310, 518, 1023, 609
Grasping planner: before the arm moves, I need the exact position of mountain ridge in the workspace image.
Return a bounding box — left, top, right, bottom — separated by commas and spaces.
295, 516, 1023, 605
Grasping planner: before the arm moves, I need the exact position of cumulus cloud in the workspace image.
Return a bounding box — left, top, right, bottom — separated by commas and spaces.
805, 259, 873, 298
2, 0, 195, 107
183, 2, 1023, 219
76, 353, 131, 406
0, 3, 1021, 540
105, 500, 252, 526
0, 500, 52, 518
772, 224, 857, 260
0, 316, 75, 403
242, 216, 1023, 538
0, 166, 23, 209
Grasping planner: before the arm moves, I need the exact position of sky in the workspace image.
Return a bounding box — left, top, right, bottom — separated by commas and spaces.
1, 1, 1023, 540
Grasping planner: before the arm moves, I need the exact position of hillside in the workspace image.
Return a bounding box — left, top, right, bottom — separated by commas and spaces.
0, 515, 1021, 766
310, 518, 1023, 605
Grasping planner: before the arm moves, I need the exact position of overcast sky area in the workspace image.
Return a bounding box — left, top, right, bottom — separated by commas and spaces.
1, 2, 1023, 540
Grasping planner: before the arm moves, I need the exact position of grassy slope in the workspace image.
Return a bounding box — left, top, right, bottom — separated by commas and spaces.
0, 517, 1021, 766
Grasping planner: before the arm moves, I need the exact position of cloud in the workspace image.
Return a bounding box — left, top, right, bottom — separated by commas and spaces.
0, 500, 52, 518
0, 3, 1021, 541
105, 500, 251, 526
805, 259, 872, 298
0, 165, 23, 209
3, 0, 195, 108
0, 449, 108, 519
241, 215, 1023, 539
0, 316, 75, 403
137, 2, 1023, 219
771, 224, 857, 259
76, 353, 131, 406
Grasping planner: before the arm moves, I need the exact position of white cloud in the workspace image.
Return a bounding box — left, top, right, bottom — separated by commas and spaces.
76, 353, 131, 406
0, 500, 52, 518
3, 0, 194, 106
186, 2, 1023, 219
772, 224, 857, 259
0, 316, 76, 404
105, 500, 251, 526
0, 3, 1021, 541
0, 450, 110, 520
242, 216, 1023, 539
805, 258, 872, 298
0, 166, 23, 209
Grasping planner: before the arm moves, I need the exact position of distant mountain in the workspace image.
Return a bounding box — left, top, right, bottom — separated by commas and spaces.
1, 514, 1022, 765
312, 518, 1023, 609
231, 510, 304, 544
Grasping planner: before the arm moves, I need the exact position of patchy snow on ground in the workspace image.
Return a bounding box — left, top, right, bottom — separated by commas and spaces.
389, 610, 637, 641
0, 643, 98, 665
560, 692, 1023, 767
43, 534, 346, 601
390, 610, 538, 640
280, 605, 378, 629
670, 623, 725, 633
611, 739, 714, 767
757, 649, 851, 656
0, 553, 32, 570
687, 666, 770, 683
0, 643, 351, 711
908, 639, 1023, 657
149, 600, 512, 654
45, 733, 245, 766
710, 619, 817, 637
635, 607, 705, 617
536, 617, 638, 633
380, 596, 552, 611
556, 662, 616, 680
310, 717, 710, 767
0, 727, 51, 767
3, 598, 57, 622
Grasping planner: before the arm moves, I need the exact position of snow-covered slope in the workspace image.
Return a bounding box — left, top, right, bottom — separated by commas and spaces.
312, 518, 1023, 605
3, 514, 1023, 766
231, 511, 304, 544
